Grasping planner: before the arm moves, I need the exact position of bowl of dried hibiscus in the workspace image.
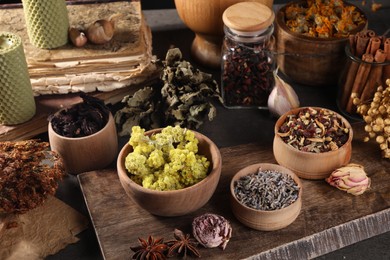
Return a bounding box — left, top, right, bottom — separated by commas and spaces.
48, 94, 118, 175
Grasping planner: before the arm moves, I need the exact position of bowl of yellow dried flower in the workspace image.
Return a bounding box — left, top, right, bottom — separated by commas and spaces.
275, 0, 367, 86
117, 125, 222, 217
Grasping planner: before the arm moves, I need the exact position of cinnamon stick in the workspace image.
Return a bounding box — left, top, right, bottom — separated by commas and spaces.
349, 34, 356, 56
360, 49, 387, 102
366, 36, 382, 55
340, 61, 359, 109
345, 53, 374, 113
355, 32, 370, 57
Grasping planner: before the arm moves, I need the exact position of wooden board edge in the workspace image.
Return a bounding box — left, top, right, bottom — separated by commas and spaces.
252, 208, 390, 259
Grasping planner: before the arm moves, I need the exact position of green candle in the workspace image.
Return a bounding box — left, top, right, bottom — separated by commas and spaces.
0, 32, 36, 125
22, 0, 69, 49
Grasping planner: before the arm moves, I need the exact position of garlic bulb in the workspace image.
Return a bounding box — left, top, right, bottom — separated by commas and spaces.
267, 71, 300, 116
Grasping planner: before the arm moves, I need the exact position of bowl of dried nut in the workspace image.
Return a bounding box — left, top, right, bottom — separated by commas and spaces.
230, 163, 302, 231
273, 107, 353, 180
117, 125, 222, 217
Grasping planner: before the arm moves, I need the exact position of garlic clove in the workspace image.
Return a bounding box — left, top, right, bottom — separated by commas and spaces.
267, 71, 300, 117
86, 19, 115, 45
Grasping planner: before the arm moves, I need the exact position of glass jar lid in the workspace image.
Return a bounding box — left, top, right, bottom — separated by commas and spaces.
222, 2, 275, 34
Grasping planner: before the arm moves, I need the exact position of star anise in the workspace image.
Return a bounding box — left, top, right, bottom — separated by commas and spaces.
166, 229, 201, 258
130, 235, 169, 260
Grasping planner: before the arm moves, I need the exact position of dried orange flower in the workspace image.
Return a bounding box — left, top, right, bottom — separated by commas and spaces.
284, 0, 366, 38
0, 140, 65, 214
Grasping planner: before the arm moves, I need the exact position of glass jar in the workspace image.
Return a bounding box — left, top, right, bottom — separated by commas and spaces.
337, 45, 390, 120
221, 2, 275, 109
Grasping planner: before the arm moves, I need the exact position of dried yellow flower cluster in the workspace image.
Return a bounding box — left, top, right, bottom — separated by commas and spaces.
354, 79, 390, 159
125, 125, 210, 191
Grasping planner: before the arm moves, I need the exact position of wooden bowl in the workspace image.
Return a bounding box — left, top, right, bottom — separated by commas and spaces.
274, 1, 367, 86
117, 128, 222, 217
48, 112, 118, 175
230, 163, 302, 231
273, 107, 353, 180
174, 0, 274, 68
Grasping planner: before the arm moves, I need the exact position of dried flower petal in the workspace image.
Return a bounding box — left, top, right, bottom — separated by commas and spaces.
192, 213, 232, 250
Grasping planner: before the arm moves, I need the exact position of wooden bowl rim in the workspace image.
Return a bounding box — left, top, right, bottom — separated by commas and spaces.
275, 0, 367, 42
117, 128, 222, 195
230, 162, 302, 214
48, 112, 114, 140
274, 106, 353, 156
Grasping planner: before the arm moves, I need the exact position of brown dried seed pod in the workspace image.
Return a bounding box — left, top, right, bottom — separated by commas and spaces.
86, 19, 115, 45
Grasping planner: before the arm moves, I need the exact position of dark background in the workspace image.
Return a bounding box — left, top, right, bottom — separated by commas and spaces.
0, 0, 291, 9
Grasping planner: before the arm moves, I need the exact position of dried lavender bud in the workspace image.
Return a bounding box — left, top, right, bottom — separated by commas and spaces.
192, 213, 232, 250
49, 93, 109, 138
234, 169, 300, 211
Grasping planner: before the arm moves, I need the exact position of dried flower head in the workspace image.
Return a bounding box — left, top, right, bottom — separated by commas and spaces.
0, 140, 65, 214
325, 163, 371, 195
192, 213, 232, 250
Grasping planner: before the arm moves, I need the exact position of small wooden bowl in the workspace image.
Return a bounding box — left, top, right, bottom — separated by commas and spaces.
117, 128, 222, 217
48, 112, 118, 175
273, 107, 353, 180
274, 1, 367, 86
230, 163, 302, 231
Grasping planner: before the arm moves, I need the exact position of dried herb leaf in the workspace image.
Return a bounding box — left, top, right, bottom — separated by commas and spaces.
115, 48, 223, 136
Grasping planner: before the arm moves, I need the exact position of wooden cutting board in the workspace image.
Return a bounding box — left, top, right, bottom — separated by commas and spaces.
78, 124, 390, 259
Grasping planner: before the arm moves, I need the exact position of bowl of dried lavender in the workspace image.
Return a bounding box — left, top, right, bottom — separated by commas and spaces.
48, 94, 118, 175
230, 163, 302, 231
273, 107, 353, 180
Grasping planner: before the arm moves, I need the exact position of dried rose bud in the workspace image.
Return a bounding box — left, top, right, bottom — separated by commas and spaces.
325, 163, 371, 195
192, 213, 232, 250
